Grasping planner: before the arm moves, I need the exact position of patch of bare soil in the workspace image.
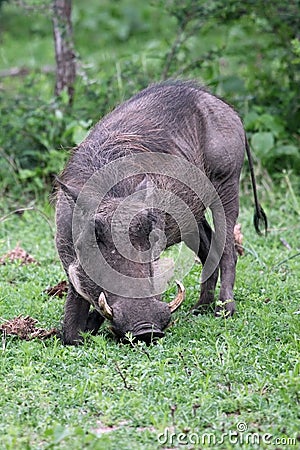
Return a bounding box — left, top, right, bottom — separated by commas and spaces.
0, 244, 38, 265
92, 420, 156, 436
0, 315, 57, 340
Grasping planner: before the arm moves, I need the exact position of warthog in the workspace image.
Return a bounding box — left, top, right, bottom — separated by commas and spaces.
56, 80, 267, 345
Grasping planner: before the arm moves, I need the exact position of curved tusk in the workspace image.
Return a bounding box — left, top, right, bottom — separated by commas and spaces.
98, 292, 113, 320
168, 280, 185, 313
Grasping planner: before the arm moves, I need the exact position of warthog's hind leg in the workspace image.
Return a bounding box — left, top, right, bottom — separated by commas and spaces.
191, 218, 219, 313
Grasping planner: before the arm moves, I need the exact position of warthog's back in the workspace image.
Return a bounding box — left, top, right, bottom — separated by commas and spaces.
62, 80, 245, 189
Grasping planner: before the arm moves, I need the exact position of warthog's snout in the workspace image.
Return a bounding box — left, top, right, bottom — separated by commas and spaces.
98, 283, 185, 345
131, 323, 165, 344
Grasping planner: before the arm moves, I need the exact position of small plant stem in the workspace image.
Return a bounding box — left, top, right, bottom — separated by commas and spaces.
114, 363, 132, 390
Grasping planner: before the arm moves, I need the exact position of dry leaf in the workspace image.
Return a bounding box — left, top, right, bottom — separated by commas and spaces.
45, 280, 68, 298
0, 315, 57, 340
0, 244, 38, 265
234, 223, 244, 256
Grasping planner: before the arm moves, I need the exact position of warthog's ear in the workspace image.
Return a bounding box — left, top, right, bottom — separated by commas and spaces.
135, 175, 155, 203
56, 177, 79, 205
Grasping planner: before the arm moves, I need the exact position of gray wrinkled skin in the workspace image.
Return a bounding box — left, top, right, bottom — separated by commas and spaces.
55, 80, 263, 345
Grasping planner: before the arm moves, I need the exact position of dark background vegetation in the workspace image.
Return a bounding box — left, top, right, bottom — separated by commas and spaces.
0, 0, 299, 206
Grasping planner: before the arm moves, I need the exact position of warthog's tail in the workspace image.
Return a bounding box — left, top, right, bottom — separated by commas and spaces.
245, 135, 268, 236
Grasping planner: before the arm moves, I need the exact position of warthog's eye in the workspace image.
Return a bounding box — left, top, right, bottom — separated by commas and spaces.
94, 216, 109, 244
128, 214, 151, 249
134, 216, 152, 236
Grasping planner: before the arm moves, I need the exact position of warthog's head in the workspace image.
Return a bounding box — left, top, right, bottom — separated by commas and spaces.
60, 177, 185, 344
97, 285, 184, 344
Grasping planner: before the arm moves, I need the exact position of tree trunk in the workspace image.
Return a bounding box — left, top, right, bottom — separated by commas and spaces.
52, 0, 76, 105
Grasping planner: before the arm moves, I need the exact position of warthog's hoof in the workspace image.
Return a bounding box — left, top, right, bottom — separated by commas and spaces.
214, 299, 236, 318
61, 329, 84, 346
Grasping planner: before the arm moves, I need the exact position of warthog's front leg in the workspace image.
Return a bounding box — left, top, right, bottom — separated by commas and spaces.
63, 284, 91, 345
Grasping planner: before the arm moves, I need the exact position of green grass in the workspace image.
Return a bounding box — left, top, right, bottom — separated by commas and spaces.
0, 184, 299, 449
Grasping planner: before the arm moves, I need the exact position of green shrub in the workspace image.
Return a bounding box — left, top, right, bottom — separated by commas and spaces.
0, 0, 299, 201
244, 109, 300, 174
0, 81, 90, 198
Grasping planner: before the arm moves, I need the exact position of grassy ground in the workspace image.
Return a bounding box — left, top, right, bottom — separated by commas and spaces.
0, 180, 299, 450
